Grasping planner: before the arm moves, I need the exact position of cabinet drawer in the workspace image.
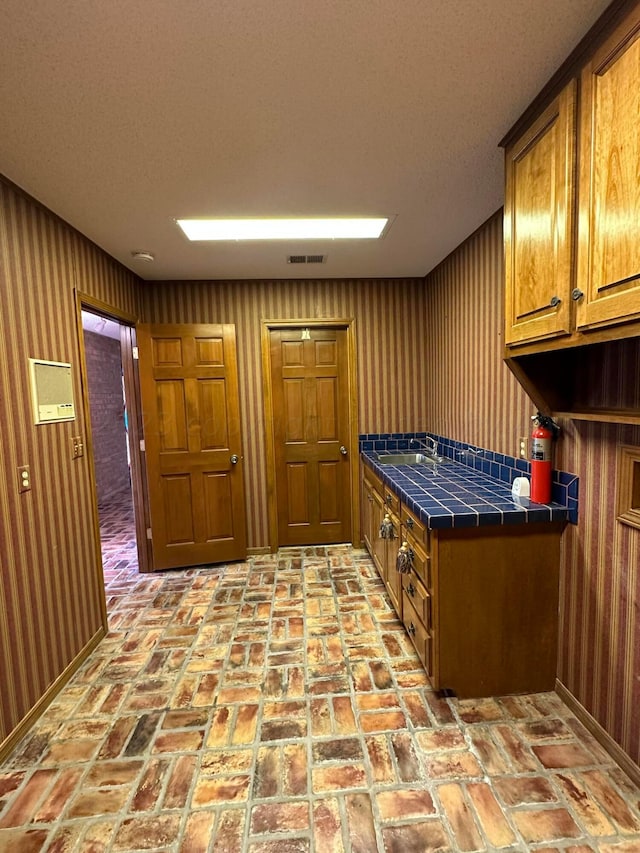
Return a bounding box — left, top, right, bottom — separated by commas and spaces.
402, 591, 433, 676
404, 535, 431, 590
383, 487, 400, 515
364, 465, 383, 495
401, 571, 432, 631
402, 505, 428, 547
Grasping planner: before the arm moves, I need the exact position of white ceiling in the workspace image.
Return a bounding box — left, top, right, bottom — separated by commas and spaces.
1, 0, 611, 282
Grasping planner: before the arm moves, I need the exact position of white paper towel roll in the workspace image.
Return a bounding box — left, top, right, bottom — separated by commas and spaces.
512, 476, 530, 498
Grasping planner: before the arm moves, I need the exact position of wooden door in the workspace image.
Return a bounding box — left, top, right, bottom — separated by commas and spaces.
138, 323, 247, 570
269, 327, 352, 546
576, 8, 640, 332
504, 81, 575, 346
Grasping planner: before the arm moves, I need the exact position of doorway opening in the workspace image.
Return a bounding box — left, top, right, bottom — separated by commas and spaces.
80, 309, 139, 582
76, 291, 151, 601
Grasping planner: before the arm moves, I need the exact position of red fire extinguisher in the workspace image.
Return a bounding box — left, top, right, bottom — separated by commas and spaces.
530, 413, 558, 504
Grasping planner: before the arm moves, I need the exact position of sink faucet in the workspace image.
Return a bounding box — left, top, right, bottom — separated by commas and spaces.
410, 436, 444, 462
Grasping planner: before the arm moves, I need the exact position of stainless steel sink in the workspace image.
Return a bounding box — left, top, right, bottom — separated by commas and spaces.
375, 452, 436, 467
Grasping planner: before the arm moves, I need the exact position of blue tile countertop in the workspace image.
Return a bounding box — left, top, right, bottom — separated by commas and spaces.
362, 451, 570, 530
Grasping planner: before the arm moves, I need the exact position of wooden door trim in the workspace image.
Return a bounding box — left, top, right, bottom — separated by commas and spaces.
261, 318, 359, 552
119, 324, 153, 573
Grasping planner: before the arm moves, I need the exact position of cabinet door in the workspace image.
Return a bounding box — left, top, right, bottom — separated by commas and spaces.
362, 476, 374, 554
504, 81, 576, 345
384, 514, 402, 617
576, 9, 640, 330
371, 488, 386, 580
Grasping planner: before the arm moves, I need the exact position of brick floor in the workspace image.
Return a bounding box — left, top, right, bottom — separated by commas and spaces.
1, 489, 640, 851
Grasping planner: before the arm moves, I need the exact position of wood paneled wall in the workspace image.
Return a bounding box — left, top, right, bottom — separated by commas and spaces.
423, 211, 640, 767
141, 277, 428, 548
0, 179, 140, 752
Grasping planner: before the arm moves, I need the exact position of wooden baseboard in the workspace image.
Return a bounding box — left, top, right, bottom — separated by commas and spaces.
247, 546, 272, 556
556, 679, 640, 788
0, 626, 106, 764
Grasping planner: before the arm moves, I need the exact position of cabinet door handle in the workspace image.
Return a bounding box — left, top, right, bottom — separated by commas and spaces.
571, 288, 584, 301
407, 582, 416, 597
549, 295, 561, 307
408, 622, 416, 636
406, 517, 414, 529
385, 494, 393, 505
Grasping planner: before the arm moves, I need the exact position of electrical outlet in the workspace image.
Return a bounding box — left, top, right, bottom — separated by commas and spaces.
519, 436, 528, 459
18, 465, 31, 492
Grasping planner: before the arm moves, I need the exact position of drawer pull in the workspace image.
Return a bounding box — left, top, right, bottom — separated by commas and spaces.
408, 622, 416, 636
385, 494, 393, 505
407, 582, 416, 597
406, 517, 414, 529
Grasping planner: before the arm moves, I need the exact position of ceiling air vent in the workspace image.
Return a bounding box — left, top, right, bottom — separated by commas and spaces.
287, 254, 326, 264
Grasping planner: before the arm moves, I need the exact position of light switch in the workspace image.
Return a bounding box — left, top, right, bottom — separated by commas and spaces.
18, 465, 31, 493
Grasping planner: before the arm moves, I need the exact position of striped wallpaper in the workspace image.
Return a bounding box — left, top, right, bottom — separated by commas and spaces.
0, 178, 140, 752
423, 212, 640, 767
423, 212, 533, 453
141, 277, 429, 549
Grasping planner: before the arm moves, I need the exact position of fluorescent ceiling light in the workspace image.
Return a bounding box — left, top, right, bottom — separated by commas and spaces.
176, 217, 388, 241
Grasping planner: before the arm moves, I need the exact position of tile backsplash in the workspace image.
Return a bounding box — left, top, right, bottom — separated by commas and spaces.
359, 431, 579, 524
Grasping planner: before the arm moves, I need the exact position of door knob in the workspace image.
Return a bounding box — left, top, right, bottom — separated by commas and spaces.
339, 445, 348, 456
230, 454, 239, 464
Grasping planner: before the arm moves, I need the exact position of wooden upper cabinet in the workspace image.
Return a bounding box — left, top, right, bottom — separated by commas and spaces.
576, 7, 640, 331
504, 81, 576, 346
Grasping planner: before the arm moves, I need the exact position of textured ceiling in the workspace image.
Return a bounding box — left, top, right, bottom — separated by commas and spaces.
0, 0, 611, 281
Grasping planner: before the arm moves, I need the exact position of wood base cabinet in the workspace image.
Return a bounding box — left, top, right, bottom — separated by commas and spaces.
362, 462, 563, 698
430, 523, 562, 698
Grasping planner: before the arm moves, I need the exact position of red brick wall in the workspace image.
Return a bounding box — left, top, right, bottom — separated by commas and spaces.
83, 330, 130, 504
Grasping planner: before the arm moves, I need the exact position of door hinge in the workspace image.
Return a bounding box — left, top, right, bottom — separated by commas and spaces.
132, 346, 139, 360
146, 527, 152, 540
139, 439, 145, 452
